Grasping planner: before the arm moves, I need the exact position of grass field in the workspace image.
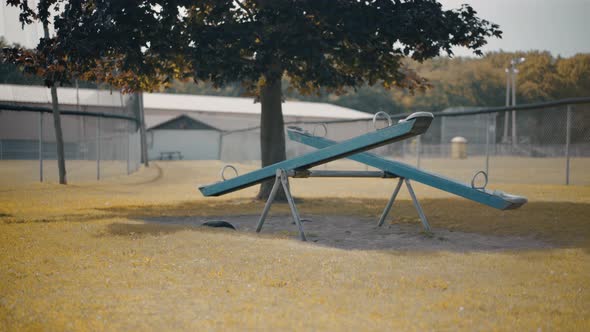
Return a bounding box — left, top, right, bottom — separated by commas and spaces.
2, 156, 590, 186
1, 160, 589, 330
0, 160, 132, 186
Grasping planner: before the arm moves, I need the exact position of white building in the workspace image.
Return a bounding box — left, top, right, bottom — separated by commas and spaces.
142, 92, 371, 160
142, 92, 370, 131
147, 115, 221, 160
0, 84, 371, 160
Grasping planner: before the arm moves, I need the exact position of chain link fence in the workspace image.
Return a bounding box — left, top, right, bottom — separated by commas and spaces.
220, 99, 590, 186
2, 89, 588, 187
0, 86, 141, 186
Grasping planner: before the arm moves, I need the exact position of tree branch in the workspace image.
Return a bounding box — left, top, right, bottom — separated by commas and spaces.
234, 0, 255, 22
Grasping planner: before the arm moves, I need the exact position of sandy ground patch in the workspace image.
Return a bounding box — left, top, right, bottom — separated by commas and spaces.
147, 214, 550, 252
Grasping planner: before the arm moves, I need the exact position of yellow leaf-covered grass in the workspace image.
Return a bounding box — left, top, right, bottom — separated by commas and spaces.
1, 161, 589, 331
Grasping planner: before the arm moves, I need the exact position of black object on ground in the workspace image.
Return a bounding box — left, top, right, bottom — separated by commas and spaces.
202, 220, 236, 230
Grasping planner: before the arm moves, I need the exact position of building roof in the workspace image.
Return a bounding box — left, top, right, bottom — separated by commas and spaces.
147, 114, 220, 131
0, 84, 371, 120
143, 92, 371, 120
0, 84, 127, 107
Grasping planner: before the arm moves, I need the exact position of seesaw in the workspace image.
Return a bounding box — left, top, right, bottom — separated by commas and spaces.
200, 112, 433, 197
199, 112, 527, 241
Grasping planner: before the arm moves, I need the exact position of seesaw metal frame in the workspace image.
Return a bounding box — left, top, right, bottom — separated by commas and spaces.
255, 168, 431, 241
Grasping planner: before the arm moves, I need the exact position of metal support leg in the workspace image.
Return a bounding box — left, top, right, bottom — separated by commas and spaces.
405, 179, 431, 232
280, 170, 307, 241
377, 177, 404, 227
255, 169, 307, 241
256, 173, 282, 232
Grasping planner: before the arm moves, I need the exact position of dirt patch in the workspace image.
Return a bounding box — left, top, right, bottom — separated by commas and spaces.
145, 214, 550, 252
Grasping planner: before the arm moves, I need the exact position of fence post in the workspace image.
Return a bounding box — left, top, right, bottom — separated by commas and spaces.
97, 117, 101, 180
365, 121, 369, 171
217, 133, 223, 160
565, 105, 572, 185
416, 135, 421, 168
503, 69, 511, 143
39, 112, 43, 182
440, 116, 446, 158
485, 113, 490, 176
126, 132, 131, 175
511, 70, 518, 147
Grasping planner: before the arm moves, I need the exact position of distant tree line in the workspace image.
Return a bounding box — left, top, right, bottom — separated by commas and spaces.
3, 35, 589, 115
165, 51, 590, 114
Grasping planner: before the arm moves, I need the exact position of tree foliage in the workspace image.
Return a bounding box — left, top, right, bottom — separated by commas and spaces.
407, 51, 590, 109
322, 51, 590, 112
4, 0, 502, 196
165, 51, 590, 114
4, 0, 500, 94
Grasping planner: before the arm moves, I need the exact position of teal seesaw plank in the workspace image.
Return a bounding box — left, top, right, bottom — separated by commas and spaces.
288, 128, 527, 210
199, 114, 433, 197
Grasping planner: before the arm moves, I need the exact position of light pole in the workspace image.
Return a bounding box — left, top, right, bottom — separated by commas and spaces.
505, 57, 525, 146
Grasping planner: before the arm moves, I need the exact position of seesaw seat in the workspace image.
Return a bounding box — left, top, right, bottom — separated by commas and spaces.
492, 191, 528, 206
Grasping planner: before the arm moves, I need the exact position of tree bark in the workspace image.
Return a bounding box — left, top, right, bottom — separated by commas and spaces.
253, 0, 289, 200
43, 22, 67, 184
256, 76, 288, 200
138, 92, 149, 167
49, 85, 67, 184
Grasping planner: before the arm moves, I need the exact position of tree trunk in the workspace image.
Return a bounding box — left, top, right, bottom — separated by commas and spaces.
256, 77, 287, 200
49, 83, 67, 184
138, 92, 149, 167
43, 22, 67, 184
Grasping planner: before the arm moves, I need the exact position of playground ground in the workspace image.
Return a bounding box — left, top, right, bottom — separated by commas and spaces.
1, 160, 589, 330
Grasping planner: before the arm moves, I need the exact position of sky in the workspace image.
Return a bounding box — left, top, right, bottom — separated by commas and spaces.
1, 0, 45, 48
438, 0, 590, 57
1, 0, 589, 57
